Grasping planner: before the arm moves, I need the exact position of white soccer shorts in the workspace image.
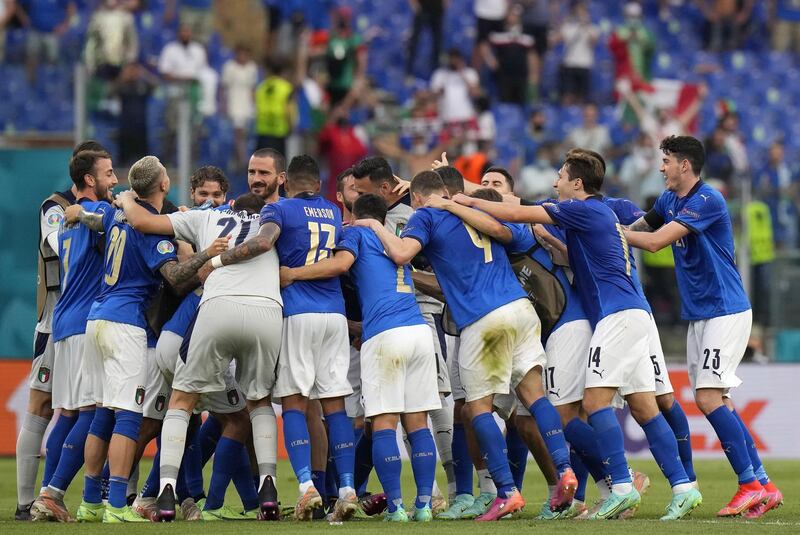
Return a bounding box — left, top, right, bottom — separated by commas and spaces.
687, 309, 752, 393
29, 329, 54, 393
52, 334, 94, 410
345, 345, 364, 419
647, 316, 674, 396
541, 319, 593, 406
447, 334, 464, 401
422, 311, 451, 394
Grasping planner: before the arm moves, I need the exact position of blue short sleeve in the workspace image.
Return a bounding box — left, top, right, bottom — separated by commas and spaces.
91, 201, 112, 246
653, 191, 668, 219
144, 234, 178, 273
613, 199, 646, 225
336, 226, 361, 259
503, 222, 536, 254
543, 199, 591, 231
401, 209, 433, 248
675, 192, 725, 233
260, 202, 283, 228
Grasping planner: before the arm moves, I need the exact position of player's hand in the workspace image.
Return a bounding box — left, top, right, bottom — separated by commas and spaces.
502, 193, 522, 204
431, 151, 449, 169
178, 205, 189, 212
197, 261, 214, 283
392, 175, 410, 196
424, 193, 451, 210
451, 193, 474, 207
279, 266, 295, 288
204, 235, 231, 258
112, 189, 138, 208
64, 204, 83, 225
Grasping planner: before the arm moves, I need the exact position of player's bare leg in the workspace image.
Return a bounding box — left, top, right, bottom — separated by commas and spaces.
16, 388, 53, 520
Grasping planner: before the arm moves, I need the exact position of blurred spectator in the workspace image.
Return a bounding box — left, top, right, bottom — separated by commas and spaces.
454, 140, 492, 184
166, 0, 214, 45
473, 0, 507, 67
555, 1, 599, 105
618, 131, 663, 203
254, 56, 294, 157
522, 107, 554, 166
771, 0, 800, 53
718, 111, 750, 174
16, 0, 76, 82
374, 130, 443, 178
610, 0, 656, 125
704, 126, 735, 184
754, 141, 799, 249
406, 0, 447, 78
620, 80, 707, 141
0, 0, 15, 63
484, 4, 536, 107
84, 0, 139, 81
564, 103, 611, 156
221, 45, 258, 172
319, 103, 368, 201
158, 24, 208, 163
475, 94, 496, 143
114, 61, 156, 166
700, 0, 754, 51
430, 48, 480, 133
326, 6, 366, 106
519, 0, 557, 88
294, 28, 330, 154
519, 142, 558, 200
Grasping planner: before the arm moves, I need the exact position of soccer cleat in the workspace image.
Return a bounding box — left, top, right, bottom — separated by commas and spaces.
430, 493, 448, 515
30, 491, 74, 522
589, 488, 641, 520
576, 499, 602, 520
717, 482, 764, 517
155, 483, 177, 522
476, 491, 525, 522
551, 467, 578, 512
132, 496, 157, 521
460, 491, 496, 519
383, 506, 409, 522
293, 486, 323, 520
744, 486, 784, 519
536, 501, 561, 520
437, 493, 475, 519
330, 490, 359, 521
15, 503, 32, 521
201, 505, 245, 521
619, 470, 651, 519
660, 488, 703, 520
359, 492, 388, 516
241, 508, 259, 520
258, 475, 280, 520
562, 499, 587, 519
180, 497, 202, 521
76, 501, 105, 523
103, 505, 149, 523
412, 504, 433, 522
126, 493, 137, 507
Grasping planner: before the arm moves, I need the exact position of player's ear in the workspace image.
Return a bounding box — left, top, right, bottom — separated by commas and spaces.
278, 171, 286, 185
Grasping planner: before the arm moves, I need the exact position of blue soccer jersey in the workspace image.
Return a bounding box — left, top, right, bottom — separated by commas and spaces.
336, 226, 424, 341
401, 208, 525, 330
543, 197, 648, 327
652, 181, 751, 320
52, 199, 112, 342
260, 193, 346, 316
87, 202, 178, 329
162, 290, 202, 337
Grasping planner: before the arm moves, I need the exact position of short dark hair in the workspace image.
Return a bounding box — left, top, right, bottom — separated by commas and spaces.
660, 135, 705, 176
72, 140, 106, 156
471, 188, 503, 202
190, 165, 229, 192
564, 153, 603, 195
483, 166, 515, 191
352, 156, 396, 186
234, 192, 266, 215
251, 148, 286, 174
69, 150, 111, 189
352, 193, 388, 225
566, 148, 606, 175
336, 167, 355, 194
287, 154, 321, 189
410, 170, 446, 197
434, 166, 464, 195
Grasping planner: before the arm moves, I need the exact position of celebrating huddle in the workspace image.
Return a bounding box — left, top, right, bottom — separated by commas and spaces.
15, 136, 783, 524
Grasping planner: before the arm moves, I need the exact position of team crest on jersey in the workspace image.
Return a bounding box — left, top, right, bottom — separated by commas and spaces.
135, 386, 145, 406
38, 366, 51, 384
227, 389, 240, 406
155, 394, 166, 412
157, 240, 175, 254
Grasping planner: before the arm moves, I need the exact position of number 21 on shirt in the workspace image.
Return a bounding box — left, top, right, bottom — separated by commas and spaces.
306, 222, 336, 265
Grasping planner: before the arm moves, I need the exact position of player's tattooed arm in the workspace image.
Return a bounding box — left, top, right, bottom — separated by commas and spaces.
280, 250, 355, 288
64, 204, 105, 232
159, 236, 230, 291
624, 221, 690, 253
353, 218, 422, 265
453, 193, 555, 224
626, 216, 655, 233
215, 222, 281, 267
426, 194, 512, 243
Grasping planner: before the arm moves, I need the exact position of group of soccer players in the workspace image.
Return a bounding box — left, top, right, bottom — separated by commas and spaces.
14, 134, 784, 523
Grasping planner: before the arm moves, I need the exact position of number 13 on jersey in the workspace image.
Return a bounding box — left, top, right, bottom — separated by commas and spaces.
305, 222, 336, 265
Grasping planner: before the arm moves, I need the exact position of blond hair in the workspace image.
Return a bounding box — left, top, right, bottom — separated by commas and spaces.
128, 155, 164, 196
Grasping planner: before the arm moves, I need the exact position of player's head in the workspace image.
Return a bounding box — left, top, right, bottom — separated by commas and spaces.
555, 152, 603, 200
352, 193, 388, 225
233, 192, 266, 215
72, 139, 106, 156
248, 148, 286, 201
481, 166, 515, 195
409, 170, 446, 209
471, 188, 504, 202
566, 148, 606, 176
434, 165, 465, 197
285, 154, 321, 196
352, 156, 397, 200
69, 150, 117, 201
190, 165, 229, 207
336, 167, 359, 213
129, 155, 169, 198
659, 135, 705, 191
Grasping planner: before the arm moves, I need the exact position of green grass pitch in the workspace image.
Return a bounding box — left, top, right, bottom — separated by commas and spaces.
0, 458, 797, 533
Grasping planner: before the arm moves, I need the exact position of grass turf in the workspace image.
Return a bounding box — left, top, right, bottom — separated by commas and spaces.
0, 458, 797, 533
